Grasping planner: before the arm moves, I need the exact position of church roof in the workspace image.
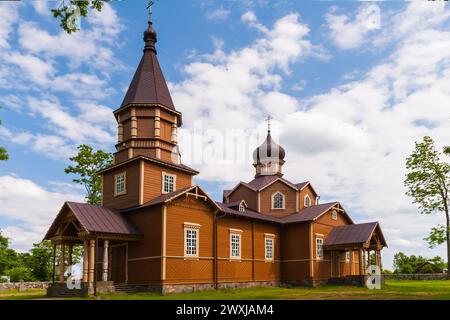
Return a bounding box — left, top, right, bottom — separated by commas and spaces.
120, 22, 176, 110
281, 202, 343, 223
216, 202, 282, 224
323, 222, 387, 248
44, 202, 141, 240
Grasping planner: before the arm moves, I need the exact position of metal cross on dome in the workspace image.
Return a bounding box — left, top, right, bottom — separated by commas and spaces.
266, 115, 272, 132
147, 0, 157, 23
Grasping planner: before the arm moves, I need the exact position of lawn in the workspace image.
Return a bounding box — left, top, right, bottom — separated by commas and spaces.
1, 280, 449, 300
97, 280, 450, 300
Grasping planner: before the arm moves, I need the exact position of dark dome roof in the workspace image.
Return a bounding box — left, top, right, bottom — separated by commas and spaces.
253, 132, 286, 163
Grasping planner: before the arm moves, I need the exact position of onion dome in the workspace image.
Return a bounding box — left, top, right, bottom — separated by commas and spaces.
253, 131, 286, 164
144, 22, 157, 53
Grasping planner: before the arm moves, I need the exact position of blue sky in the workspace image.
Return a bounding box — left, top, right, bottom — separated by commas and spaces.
0, 1, 449, 270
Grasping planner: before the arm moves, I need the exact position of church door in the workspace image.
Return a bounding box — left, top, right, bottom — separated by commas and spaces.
110, 245, 127, 284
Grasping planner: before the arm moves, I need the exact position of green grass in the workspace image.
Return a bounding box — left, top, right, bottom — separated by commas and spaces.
0, 289, 47, 300
1, 280, 449, 300
96, 280, 450, 300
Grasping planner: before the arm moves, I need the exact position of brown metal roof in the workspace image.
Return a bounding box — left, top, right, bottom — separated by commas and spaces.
323, 222, 387, 247
98, 155, 199, 176
44, 202, 141, 240
120, 38, 175, 110
216, 202, 282, 224
280, 202, 340, 223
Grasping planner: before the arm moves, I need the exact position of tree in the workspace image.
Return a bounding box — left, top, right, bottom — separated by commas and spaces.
404, 136, 450, 278
444, 146, 450, 156
0, 232, 19, 276
5, 267, 34, 282
51, 0, 105, 34
65, 144, 113, 205
0, 116, 8, 161
393, 252, 446, 274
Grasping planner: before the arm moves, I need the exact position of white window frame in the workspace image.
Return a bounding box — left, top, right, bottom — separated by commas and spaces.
265, 234, 275, 261
304, 194, 311, 208
162, 172, 176, 194
238, 203, 245, 212
316, 237, 324, 260
229, 229, 242, 260
184, 223, 200, 258
332, 210, 338, 220
114, 172, 127, 196
345, 251, 351, 263
271, 191, 285, 210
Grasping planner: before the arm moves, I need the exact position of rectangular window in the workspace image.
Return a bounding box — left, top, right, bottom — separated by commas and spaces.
114, 173, 126, 196
162, 173, 176, 194
345, 251, 351, 262
184, 226, 199, 257
316, 237, 323, 260
265, 237, 274, 261
229, 231, 242, 259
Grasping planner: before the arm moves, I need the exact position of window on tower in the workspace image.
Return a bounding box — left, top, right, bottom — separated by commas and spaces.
162, 172, 176, 194
114, 172, 126, 196
272, 192, 285, 209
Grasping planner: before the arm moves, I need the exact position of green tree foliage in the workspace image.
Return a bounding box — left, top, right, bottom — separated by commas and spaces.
404, 136, 450, 277
65, 144, 113, 205
51, 0, 105, 33
0, 116, 8, 161
0, 232, 19, 275
393, 252, 446, 274
5, 267, 34, 282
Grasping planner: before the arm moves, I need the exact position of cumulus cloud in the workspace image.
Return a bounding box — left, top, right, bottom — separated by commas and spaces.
0, 175, 84, 251
207, 7, 231, 21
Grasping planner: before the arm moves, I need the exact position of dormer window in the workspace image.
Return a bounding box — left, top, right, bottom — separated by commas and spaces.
304, 194, 311, 207
239, 202, 246, 212
162, 172, 176, 194
272, 192, 285, 209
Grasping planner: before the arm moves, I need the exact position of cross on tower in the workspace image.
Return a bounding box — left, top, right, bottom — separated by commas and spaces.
266, 115, 272, 132
147, 0, 156, 23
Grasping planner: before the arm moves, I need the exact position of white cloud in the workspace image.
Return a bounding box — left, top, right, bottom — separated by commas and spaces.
325, 4, 381, 49
0, 175, 84, 251
0, 2, 20, 49
4, 52, 54, 85
207, 7, 231, 21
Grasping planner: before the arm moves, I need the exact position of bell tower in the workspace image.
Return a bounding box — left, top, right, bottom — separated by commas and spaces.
113, 12, 182, 165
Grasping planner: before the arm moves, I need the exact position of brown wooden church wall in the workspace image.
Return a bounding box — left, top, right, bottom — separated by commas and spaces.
142, 162, 192, 204
137, 118, 155, 138
227, 185, 257, 211
164, 197, 215, 284
252, 221, 281, 281
126, 205, 162, 284
298, 185, 317, 210
102, 161, 140, 210
280, 222, 311, 280
260, 181, 297, 217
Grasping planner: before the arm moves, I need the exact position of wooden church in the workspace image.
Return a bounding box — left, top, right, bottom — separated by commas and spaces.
44, 18, 387, 295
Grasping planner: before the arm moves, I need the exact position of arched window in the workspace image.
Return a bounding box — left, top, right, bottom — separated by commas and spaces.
304, 194, 311, 208
239, 202, 245, 212
272, 192, 285, 209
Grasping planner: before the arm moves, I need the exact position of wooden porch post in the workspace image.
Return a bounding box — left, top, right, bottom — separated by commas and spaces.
52, 244, 56, 284
88, 240, 95, 283
59, 243, 65, 283
359, 249, 364, 275
67, 244, 73, 267
102, 240, 109, 282
367, 250, 371, 267
83, 240, 89, 282
349, 250, 354, 275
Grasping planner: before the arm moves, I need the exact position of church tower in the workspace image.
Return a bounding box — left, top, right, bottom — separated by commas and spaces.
252, 117, 286, 177
113, 21, 182, 165
99, 15, 198, 210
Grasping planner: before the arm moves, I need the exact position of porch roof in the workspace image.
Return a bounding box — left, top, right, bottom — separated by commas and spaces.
44, 202, 142, 241
323, 222, 387, 250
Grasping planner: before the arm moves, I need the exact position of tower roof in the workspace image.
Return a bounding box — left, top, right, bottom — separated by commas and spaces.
252, 131, 286, 164
120, 22, 176, 110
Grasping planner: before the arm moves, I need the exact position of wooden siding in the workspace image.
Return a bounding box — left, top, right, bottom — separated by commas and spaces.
299, 185, 316, 210
142, 161, 192, 203
280, 223, 311, 280
260, 181, 297, 217
227, 185, 258, 211
102, 161, 140, 209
